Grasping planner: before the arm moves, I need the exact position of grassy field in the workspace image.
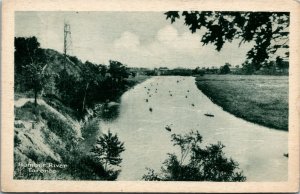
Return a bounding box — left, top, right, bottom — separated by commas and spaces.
195, 75, 288, 131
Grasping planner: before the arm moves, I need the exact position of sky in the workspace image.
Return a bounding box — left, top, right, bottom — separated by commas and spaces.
15, 11, 254, 68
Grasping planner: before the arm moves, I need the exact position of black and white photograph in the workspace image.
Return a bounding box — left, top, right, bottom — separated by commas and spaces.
1, 0, 300, 192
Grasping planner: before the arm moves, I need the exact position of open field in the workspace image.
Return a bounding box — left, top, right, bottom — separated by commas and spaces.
195, 75, 288, 131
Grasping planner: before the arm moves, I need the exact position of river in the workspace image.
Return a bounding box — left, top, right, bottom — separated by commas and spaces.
99, 76, 288, 181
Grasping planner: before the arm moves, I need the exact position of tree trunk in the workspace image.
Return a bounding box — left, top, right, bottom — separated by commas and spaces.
33, 86, 38, 122
82, 82, 89, 112
105, 160, 108, 171
34, 86, 38, 107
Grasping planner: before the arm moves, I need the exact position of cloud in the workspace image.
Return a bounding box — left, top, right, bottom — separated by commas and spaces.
156, 25, 202, 52
156, 25, 178, 43
86, 25, 252, 69
108, 25, 247, 68
114, 31, 140, 50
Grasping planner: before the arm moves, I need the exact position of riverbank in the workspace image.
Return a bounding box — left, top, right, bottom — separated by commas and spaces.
14, 75, 150, 180
125, 75, 150, 88
195, 75, 288, 131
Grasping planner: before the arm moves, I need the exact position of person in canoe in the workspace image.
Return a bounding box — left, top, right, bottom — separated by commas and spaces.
165, 124, 173, 132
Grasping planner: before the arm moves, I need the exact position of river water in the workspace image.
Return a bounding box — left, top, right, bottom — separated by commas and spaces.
99, 76, 288, 181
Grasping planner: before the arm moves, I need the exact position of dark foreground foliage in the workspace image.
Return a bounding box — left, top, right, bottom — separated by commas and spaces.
143, 130, 246, 182
90, 130, 125, 179
165, 11, 289, 70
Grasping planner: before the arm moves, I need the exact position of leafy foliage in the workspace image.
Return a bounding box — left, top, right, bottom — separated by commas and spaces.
54, 59, 131, 115
165, 11, 289, 68
15, 36, 135, 116
241, 61, 256, 75
108, 60, 130, 82
91, 131, 125, 172
15, 37, 49, 106
143, 130, 246, 181
219, 63, 231, 74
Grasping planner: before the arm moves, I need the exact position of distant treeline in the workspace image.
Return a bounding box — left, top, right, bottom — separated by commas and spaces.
130, 59, 289, 77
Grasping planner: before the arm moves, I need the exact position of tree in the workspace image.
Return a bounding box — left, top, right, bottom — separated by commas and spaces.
275, 56, 289, 71
108, 60, 130, 82
143, 130, 246, 181
91, 130, 125, 172
81, 61, 105, 112
219, 63, 231, 74
15, 37, 48, 106
165, 11, 289, 69
241, 60, 255, 75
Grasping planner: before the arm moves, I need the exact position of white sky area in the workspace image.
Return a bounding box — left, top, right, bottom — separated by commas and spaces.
15, 12, 254, 68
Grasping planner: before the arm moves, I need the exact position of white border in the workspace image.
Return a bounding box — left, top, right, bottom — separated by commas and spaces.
1, 0, 299, 192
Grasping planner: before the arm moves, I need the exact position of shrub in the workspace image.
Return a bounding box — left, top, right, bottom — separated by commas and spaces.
15, 102, 41, 121
143, 130, 246, 182
14, 134, 21, 147
42, 111, 75, 140
90, 130, 125, 180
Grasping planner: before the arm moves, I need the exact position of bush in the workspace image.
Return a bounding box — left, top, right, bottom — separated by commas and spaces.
143, 130, 246, 182
41, 111, 75, 141
81, 118, 100, 139
90, 130, 125, 180
15, 102, 41, 121
14, 134, 21, 147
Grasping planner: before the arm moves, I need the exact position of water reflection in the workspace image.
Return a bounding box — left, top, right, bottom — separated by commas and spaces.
95, 102, 120, 122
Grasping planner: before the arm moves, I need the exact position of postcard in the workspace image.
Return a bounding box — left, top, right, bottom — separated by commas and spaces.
1, 0, 299, 192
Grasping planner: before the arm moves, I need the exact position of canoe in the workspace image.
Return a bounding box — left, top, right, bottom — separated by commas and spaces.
165, 126, 171, 132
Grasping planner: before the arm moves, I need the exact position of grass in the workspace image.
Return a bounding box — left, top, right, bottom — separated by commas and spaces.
195, 75, 288, 131
43, 95, 80, 120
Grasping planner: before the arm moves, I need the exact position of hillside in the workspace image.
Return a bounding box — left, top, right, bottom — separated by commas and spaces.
14, 37, 149, 180
44, 49, 82, 76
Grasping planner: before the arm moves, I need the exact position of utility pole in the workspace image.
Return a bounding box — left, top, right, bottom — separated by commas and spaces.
61, 22, 72, 100
63, 22, 72, 70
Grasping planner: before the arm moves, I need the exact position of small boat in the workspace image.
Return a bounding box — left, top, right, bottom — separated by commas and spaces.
283, 153, 289, 158
204, 113, 214, 117
165, 125, 171, 132
191, 103, 195, 107
149, 107, 153, 112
